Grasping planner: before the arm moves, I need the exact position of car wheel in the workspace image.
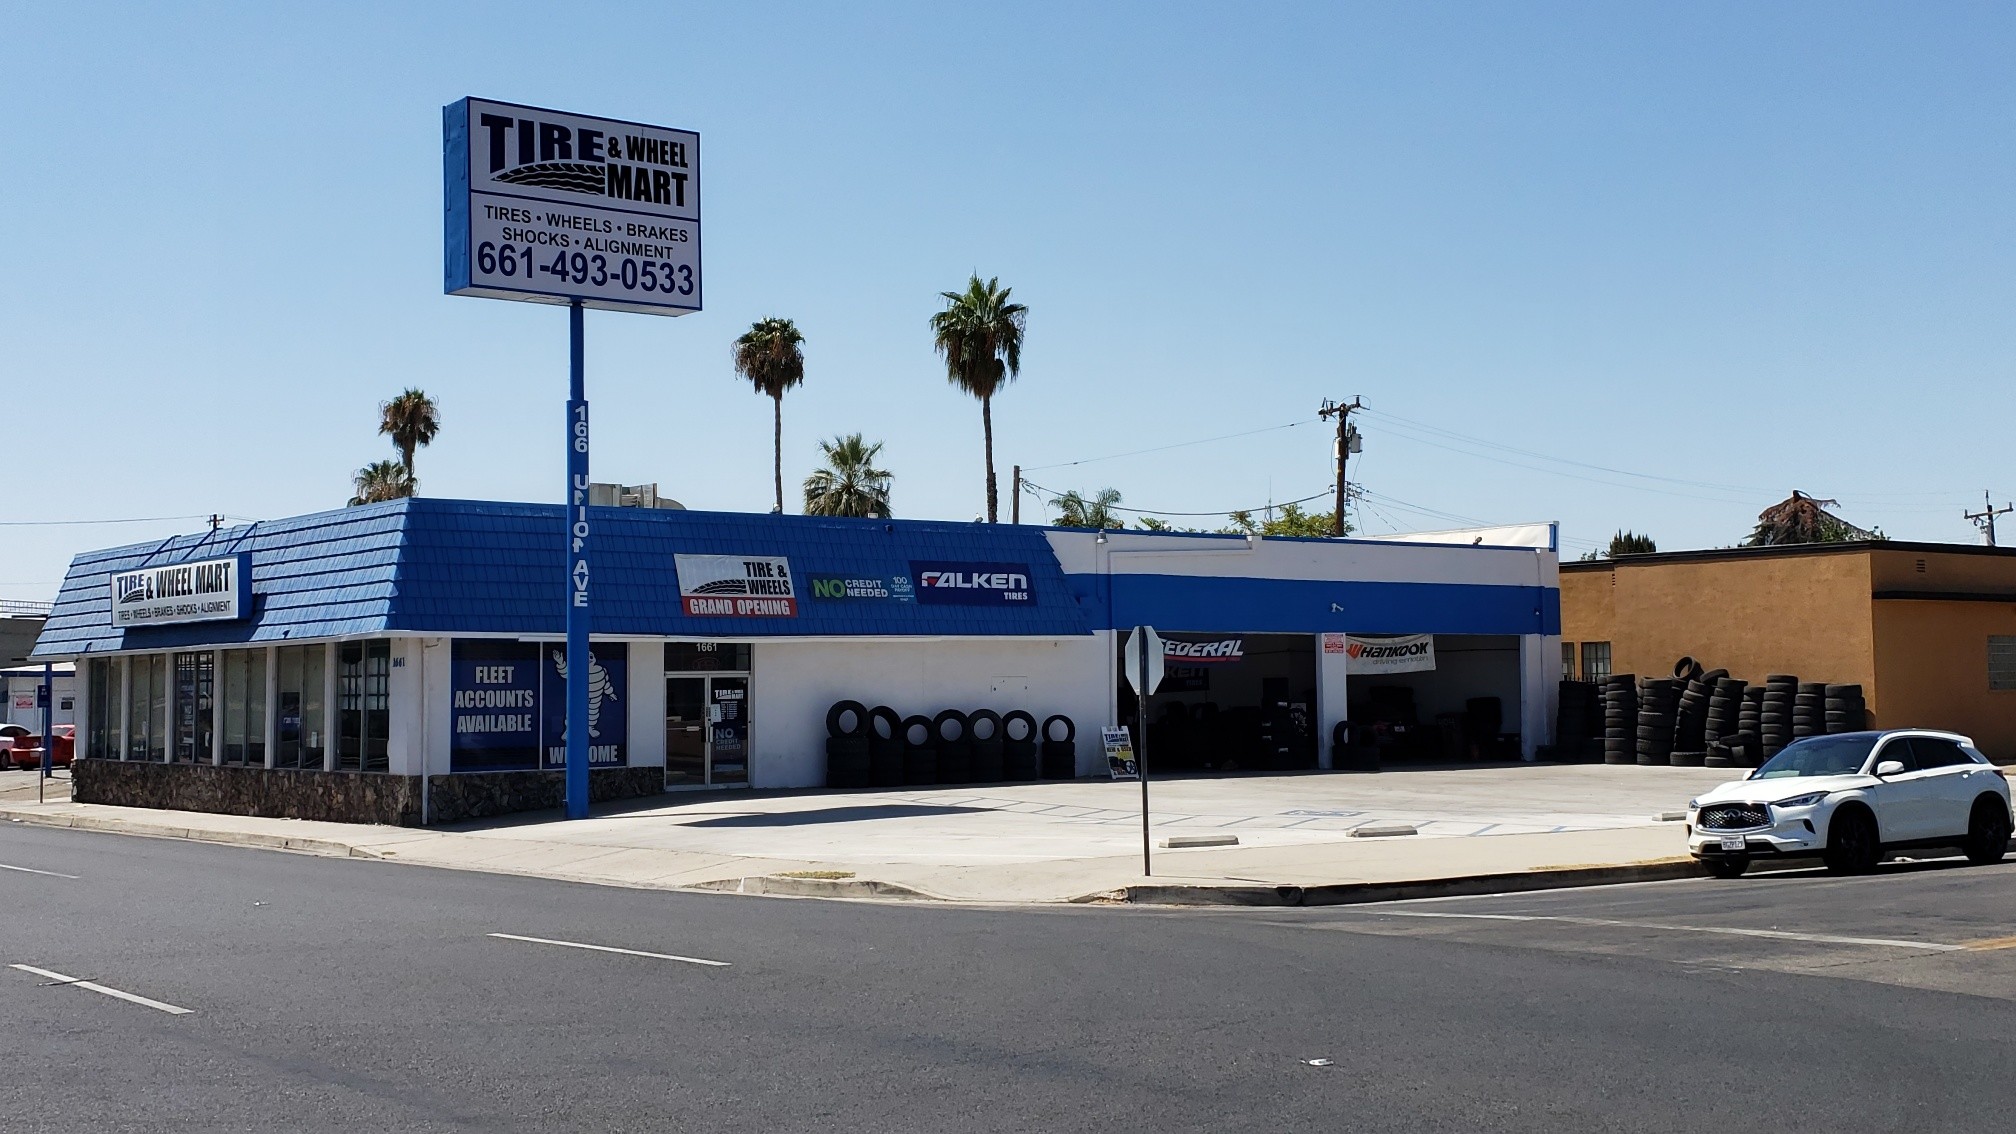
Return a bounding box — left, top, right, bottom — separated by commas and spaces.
1963, 797, 2012, 865
1823, 806, 1881, 874
1703, 856, 1748, 879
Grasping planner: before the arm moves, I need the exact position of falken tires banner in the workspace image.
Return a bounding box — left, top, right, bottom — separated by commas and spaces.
909, 561, 1033, 605
1343, 633, 1437, 674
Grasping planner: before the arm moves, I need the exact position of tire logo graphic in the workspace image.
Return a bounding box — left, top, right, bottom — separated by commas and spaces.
494, 162, 605, 195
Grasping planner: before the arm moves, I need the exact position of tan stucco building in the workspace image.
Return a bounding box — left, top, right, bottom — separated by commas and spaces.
1561, 541, 2016, 761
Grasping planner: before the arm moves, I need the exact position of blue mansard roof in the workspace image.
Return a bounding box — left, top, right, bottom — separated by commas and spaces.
33, 498, 1091, 657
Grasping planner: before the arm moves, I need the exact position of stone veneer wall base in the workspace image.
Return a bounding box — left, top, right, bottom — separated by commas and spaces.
72, 760, 663, 827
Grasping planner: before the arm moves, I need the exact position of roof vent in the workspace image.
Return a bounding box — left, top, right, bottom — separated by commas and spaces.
1915, 559, 1927, 573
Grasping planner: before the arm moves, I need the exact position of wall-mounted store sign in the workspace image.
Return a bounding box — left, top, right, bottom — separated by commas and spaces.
110, 555, 249, 627
1343, 633, 1437, 674
675, 555, 797, 616
1163, 637, 1244, 663
910, 561, 1032, 605
444, 97, 701, 316
807, 574, 915, 602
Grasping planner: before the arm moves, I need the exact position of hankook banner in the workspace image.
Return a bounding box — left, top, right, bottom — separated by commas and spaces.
1343, 633, 1437, 673
675, 555, 798, 617
110, 555, 249, 627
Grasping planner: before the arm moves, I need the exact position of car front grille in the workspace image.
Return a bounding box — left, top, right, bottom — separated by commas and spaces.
1699, 803, 1770, 831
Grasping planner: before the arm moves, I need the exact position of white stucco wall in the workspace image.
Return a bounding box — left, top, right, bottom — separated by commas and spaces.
748, 636, 1112, 787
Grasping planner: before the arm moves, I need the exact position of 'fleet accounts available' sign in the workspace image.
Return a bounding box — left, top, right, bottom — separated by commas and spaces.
675, 555, 798, 617
444, 97, 701, 316
110, 555, 249, 627
910, 562, 1033, 605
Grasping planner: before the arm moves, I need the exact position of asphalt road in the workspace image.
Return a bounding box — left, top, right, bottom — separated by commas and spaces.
4, 825, 2015, 1133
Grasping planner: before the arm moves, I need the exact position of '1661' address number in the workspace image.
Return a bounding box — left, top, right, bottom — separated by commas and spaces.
476, 242, 695, 295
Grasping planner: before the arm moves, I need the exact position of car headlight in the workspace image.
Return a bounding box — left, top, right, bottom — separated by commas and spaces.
1774, 791, 1829, 809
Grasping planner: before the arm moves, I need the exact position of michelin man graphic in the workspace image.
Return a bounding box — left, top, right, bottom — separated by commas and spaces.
551, 648, 619, 741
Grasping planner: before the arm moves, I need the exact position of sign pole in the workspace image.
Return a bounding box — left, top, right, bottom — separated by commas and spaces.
1138, 632, 1151, 877
39, 662, 52, 803
565, 299, 591, 820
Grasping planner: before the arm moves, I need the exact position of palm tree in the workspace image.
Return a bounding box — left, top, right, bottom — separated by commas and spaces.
378, 389, 441, 482
930, 275, 1027, 522
803, 434, 893, 518
1053, 487, 1123, 529
731, 318, 806, 513
348, 460, 415, 506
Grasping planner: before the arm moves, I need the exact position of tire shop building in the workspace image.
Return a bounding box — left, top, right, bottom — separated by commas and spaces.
1562, 540, 2016, 762
31, 498, 1563, 825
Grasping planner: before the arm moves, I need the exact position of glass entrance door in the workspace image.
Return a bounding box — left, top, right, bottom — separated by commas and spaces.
665, 677, 708, 786
708, 677, 750, 785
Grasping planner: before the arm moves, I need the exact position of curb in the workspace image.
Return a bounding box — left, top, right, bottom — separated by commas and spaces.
2, 806, 381, 860
1074, 860, 1704, 907
685, 875, 942, 901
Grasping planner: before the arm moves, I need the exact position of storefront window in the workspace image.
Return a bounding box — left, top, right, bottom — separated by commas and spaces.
124, 654, 168, 761
665, 642, 750, 672
221, 649, 267, 766
86, 657, 118, 760
172, 652, 215, 764
274, 644, 326, 770
338, 639, 391, 772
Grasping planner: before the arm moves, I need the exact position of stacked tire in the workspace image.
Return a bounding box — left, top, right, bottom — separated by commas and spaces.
968, 710, 1005, 783
1557, 680, 1601, 762
1825, 685, 1867, 734
824, 701, 872, 788
1001, 711, 1040, 780
1040, 714, 1077, 779
1792, 682, 1827, 739
1670, 668, 1720, 766
901, 714, 937, 785
1637, 678, 1679, 766
1603, 675, 1638, 765
867, 706, 904, 787
1760, 675, 1797, 759
1703, 677, 1744, 767
933, 710, 972, 784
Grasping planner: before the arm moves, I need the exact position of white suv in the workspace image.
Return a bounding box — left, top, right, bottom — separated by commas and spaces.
1686, 730, 2012, 878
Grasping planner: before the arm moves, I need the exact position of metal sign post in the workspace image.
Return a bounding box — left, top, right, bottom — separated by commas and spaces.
444, 98, 701, 821
1124, 626, 1165, 876
38, 663, 52, 803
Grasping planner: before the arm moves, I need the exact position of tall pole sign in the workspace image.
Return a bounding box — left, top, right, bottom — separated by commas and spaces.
445, 98, 702, 819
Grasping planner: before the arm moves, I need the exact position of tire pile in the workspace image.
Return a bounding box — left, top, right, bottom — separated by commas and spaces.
825, 700, 1074, 788
1597, 657, 1867, 770
1554, 680, 1603, 760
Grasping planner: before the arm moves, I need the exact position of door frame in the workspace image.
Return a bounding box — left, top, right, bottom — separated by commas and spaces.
663, 669, 754, 789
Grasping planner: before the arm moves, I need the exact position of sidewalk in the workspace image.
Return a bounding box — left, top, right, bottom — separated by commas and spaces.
0, 764, 1728, 906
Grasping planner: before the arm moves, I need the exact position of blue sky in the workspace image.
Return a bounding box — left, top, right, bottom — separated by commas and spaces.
3, 2, 2012, 601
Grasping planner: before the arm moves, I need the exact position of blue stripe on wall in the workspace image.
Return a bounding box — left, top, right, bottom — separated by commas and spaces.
1064, 573, 1561, 636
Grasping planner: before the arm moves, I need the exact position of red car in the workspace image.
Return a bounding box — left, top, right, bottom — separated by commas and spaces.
2, 724, 72, 770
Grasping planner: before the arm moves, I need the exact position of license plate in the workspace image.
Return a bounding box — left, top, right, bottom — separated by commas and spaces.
1718, 836, 1746, 852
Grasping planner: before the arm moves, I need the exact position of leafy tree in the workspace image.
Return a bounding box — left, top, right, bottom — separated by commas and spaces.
1135, 516, 1202, 533
732, 317, 807, 513
1221, 502, 1347, 538
803, 433, 893, 518
1053, 487, 1123, 529
378, 388, 440, 482
929, 275, 1027, 523
348, 460, 415, 506
1743, 491, 1882, 546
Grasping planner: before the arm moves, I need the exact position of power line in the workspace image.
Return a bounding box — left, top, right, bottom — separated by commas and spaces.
1021, 479, 1332, 519
1019, 419, 1317, 472
0, 514, 214, 528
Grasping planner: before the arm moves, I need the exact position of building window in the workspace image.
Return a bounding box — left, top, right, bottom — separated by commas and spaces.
665, 642, 751, 672
1580, 641, 1612, 683
1561, 642, 1576, 681
171, 652, 215, 764
125, 654, 168, 762
1990, 636, 2016, 691
338, 639, 391, 772
86, 657, 118, 760
220, 649, 267, 766
274, 644, 327, 770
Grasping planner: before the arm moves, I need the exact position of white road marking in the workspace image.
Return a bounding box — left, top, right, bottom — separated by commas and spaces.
1369, 910, 1965, 952
487, 932, 731, 967
0, 863, 79, 879
9, 964, 194, 1014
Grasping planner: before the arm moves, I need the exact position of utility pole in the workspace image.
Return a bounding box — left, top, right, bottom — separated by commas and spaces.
1317, 397, 1363, 536
1011, 465, 1021, 525
1965, 491, 2013, 547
